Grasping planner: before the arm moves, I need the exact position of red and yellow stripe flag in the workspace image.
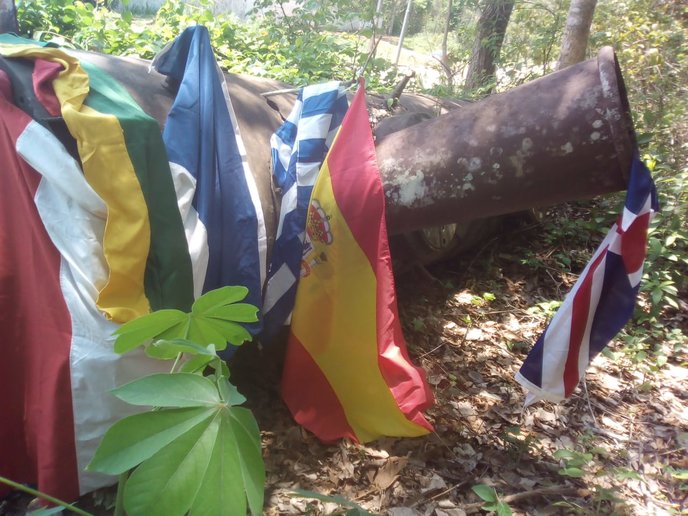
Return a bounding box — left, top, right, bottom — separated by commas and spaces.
281, 80, 434, 443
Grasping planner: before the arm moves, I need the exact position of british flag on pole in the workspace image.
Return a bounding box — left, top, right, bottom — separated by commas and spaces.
516, 153, 659, 405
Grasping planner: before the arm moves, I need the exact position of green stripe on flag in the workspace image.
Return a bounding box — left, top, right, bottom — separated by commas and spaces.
81, 61, 194, 312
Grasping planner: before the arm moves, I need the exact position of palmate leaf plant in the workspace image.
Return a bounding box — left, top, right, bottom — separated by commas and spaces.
88, 286, 265, 516
471, 484, 512, 516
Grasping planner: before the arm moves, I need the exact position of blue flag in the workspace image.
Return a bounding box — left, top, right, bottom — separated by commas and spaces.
154, 26, 267, 336
262, 81, 349, 339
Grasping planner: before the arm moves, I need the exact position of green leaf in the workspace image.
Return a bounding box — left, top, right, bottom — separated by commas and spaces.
113, 287, 258, 355
496, 501, 513, 516
88, 407, 215, 474
559, 467, 585, 478
635, 132, 652, 145
613, 468, 643, 481
124, 415, 223, 516
217, 376, 247, 406
553, 449, 576, 460
472, 484, 498, 503
113, 309, 187, 353
665, 297, 679, 309
227, 407, 265, 515
179, 353, 216, 373
187, 415, 248, 516
127, 405, 264, 516
192, 286, 248, 314
412, 317, 425, 331
566, 453, 593, 467
218, 359, 231, 378
93, 398, 264, 515
667, 467, 688, 480
145, 338, 217, 360
200, 319, 252, 346
187, 317, 231, 349
652, 288, 663, 304
113, 373, 222, 408
346, 509, 373, 516
204, 303, 260, 322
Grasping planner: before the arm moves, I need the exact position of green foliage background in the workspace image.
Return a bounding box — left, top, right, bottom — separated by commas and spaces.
16, 0, 395, 86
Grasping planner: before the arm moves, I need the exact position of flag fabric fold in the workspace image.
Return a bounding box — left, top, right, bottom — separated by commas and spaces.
0, 31, 272, 500
0, 65, 170, 501
516, 154, 658, 404
262, 80, 348, 338
0, 35, 218, 501
281, 80, 434, 443
153, 26, 267, 328
0, 37, 195, 322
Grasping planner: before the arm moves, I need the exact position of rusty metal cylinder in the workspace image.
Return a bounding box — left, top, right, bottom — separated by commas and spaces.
376, 46, 635, 235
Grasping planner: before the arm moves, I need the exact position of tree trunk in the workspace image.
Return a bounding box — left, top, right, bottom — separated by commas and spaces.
387, 0, 399, 35
463, 0, 515, 92
557, 0, 597, 70
368, 0, 385, 54
441, 0, 453, 62
438, 0, 454, 82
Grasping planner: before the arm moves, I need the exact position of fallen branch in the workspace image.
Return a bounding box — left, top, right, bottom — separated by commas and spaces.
431, 53, 454, 82
410, 480, 469, 508
463, 485, 582, 511
408, 466, 489, 509
388, 71, 416, 109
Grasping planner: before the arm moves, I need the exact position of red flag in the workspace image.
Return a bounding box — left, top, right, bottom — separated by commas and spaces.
281, 80, 434, 443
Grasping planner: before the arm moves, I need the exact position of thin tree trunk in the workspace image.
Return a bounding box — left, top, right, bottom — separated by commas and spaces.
441, 0, 453, 62
386, 0, 397, 35
463, 0, 515, 92
368, 0, 385, 54
438, 0, 454, 82
394, 0, 413, 65
557, 0, 598, 70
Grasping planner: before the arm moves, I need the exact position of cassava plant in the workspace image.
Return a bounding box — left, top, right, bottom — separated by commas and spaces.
88, 286, 265, 516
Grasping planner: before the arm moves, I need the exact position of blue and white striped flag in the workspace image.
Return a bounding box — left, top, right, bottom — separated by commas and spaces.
262, 82, 349, 338
153, 26, 267, 336
516, 153, 658, 404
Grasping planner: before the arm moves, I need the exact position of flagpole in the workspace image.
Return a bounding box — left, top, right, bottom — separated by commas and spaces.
395, 0, 413, 66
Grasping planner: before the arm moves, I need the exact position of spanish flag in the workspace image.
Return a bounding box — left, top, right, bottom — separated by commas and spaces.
281, 81, 434, 443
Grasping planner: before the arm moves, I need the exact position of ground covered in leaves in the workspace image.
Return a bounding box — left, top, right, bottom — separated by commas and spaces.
2, 206, 686, 516
241, 206, 687, 515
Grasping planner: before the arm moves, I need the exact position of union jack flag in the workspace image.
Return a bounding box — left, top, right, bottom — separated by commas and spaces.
516, 154, 659, 404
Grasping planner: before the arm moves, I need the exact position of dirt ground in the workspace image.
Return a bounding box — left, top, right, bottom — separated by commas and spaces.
2, 207, 686, 516
239, 208, 687, 515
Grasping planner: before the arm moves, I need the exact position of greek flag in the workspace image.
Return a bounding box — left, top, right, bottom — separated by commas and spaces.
516, 153, 658, 404
262, 82, 349, 338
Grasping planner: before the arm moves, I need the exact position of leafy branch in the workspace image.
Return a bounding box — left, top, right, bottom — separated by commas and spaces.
88, 286, 265, 516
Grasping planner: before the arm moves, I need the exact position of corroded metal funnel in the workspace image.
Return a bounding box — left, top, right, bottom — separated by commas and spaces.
376, 47, 636, 235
